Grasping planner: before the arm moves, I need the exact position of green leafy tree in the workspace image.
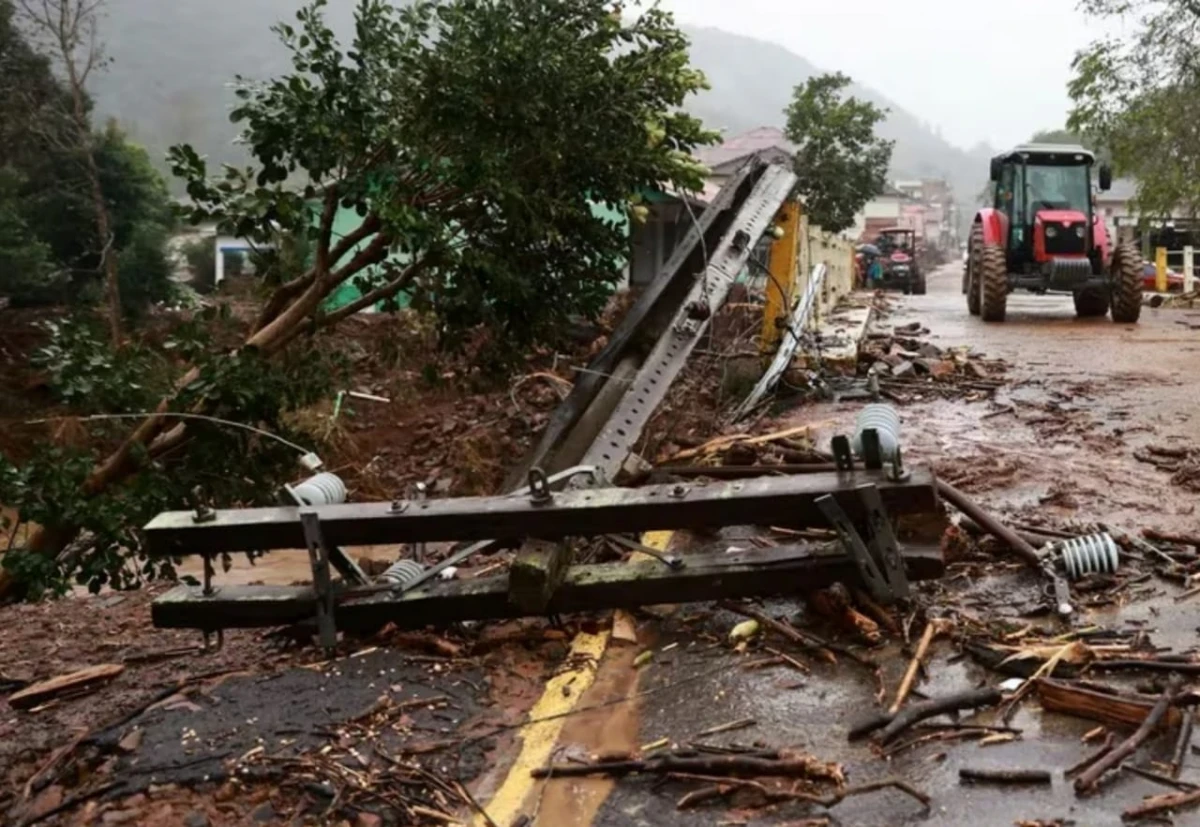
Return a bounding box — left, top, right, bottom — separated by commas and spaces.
783, 72, 893, 233
1068, 0, 1200, 218
0, 0, 718, 598
0, 168, 61, 304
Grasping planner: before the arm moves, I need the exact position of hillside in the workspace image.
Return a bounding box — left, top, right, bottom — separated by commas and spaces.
89, 3, 990, 207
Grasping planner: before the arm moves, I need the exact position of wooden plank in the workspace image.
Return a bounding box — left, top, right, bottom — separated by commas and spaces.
1036, 678, 1182, 731
151, 544, 945, 632
8, 664, 124, 710
143, 469, 938, 558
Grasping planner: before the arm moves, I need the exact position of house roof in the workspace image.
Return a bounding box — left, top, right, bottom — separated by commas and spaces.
696, 127, 797, 169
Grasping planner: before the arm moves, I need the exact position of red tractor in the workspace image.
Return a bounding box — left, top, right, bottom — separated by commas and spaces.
963, 144, 1143, 322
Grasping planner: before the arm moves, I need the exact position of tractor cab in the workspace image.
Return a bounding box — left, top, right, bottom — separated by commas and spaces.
989, 143, 1111, 279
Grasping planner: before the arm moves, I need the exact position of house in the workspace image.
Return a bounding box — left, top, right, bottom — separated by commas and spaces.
695, 127, 797, 185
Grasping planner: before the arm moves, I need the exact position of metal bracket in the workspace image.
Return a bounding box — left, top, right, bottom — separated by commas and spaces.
528, 467, 554, 506
831, 435, 855, 472
860, 428, 883, 470
857, 484, 910, 600
299, 510, 338, 653
816, 484, 908, 604
281, 484, 369, 586
887, 445, 911, 482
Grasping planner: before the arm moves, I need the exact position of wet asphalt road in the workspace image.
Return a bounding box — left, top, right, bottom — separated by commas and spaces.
569, 266, 1200, 827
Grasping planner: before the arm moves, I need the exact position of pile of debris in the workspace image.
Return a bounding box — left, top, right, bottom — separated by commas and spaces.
860, 321, 1008, 403
1134, 444, 1200, 493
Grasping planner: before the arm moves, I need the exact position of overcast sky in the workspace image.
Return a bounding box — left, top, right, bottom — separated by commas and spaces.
656, 0, 1109, 151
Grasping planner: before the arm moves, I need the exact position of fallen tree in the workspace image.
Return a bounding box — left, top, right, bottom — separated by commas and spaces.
0, 0, 717, 599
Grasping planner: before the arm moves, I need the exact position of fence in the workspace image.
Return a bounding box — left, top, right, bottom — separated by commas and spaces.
1155, 246, 1198, 293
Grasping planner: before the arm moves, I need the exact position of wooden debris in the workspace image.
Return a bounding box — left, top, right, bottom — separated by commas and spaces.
1065, 732, 1115, 778
959, 767, 1052, 785
1122, 787, 1200, 821
850, 687, 1003, 743
808, 584, 881, 645
721, 602, 877, 671
7, 664, 124, 711
1171, 712, 1195, 779
1075, 676, 1183, 795
531, 750, 844, 784
674, 775, 930, 812
1037, 678, 1182, 732
889, 619, 950, 714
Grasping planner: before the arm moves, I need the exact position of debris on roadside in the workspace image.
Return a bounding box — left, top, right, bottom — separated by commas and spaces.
859, 322, 1009, 403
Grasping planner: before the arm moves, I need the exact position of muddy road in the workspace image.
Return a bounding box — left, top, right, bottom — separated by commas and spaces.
525, 267, 1200, 827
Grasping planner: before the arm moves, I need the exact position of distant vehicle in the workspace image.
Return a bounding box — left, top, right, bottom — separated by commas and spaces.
1141, 262, 1185, 292
962, 143, 1143, 322
874, 227, 925, 295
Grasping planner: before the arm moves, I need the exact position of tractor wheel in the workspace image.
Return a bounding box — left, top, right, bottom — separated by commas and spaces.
1110, 241, 1143, 324
978, 243, 1008, 322
1073, 288, 1110, 317
965, 226, 982, 315
912, 275, 927, 295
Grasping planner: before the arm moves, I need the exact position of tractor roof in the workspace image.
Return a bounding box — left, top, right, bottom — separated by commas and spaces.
996, 143, 1096, 164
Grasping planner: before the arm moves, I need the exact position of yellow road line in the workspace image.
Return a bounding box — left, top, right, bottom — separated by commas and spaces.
474, 530, 674, 826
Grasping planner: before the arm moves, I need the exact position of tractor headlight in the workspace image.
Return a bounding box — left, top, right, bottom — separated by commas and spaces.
1045, 226, 1059, 238
1075, 225, 1086, 238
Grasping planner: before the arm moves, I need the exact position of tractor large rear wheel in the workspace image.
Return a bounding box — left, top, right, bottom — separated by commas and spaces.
965, 225, 982, 315
1073, 288, 1110, 317
978, 243, 1008, 322
1110, 242, 1143, 324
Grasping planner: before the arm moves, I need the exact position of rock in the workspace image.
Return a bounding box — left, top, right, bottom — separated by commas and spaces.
28, 785, 64, 820
891, 360, 915, 378
355, 813, 384, 827
101, 810, 139, 825
915, 359, 956, 378
183, 813, 211, 827
251, 802, 277, 823
117, 728, 143, 753
917, 342, 943, 358
611, 610, 638, 645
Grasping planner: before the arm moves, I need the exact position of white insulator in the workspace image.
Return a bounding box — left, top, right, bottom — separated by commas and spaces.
1059, 533, 1120, 580
291, 472, 347, 506
850, 403, 902, 460
379, 558, 425, 588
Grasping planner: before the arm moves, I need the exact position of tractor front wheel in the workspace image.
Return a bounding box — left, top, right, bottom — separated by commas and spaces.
911, 275, 927, 295
978, 243, 1008, 322
1110, 242, 1143, 324
1073, 288, 1110, 318
966, 226, 982, 315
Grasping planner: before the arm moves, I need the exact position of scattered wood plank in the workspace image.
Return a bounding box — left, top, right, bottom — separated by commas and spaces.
1065, 732, 1116, 779
7, 664, 124, 711
889, 619, 950, 714
1037, 678, 1182, 732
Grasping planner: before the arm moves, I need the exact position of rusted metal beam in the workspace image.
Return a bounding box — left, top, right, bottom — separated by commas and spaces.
150, 543, 946, 632
142, 469, 938, 558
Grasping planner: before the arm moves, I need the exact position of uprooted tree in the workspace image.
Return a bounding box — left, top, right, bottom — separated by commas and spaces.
783, 72, 893, 234
0, 0, 716, 598
1068, 0, 1200, 220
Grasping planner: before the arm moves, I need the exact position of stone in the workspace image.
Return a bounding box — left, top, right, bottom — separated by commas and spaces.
101, 810, 138, 825
251, 802, 276, 823
28, 785, 64, 820
183, 811, 211, 827
890, 360, 915, 378
117, 728, 143, 753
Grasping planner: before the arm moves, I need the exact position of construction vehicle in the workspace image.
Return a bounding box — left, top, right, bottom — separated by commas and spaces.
963, 143, 1142, 322
875, 227, 925, 294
